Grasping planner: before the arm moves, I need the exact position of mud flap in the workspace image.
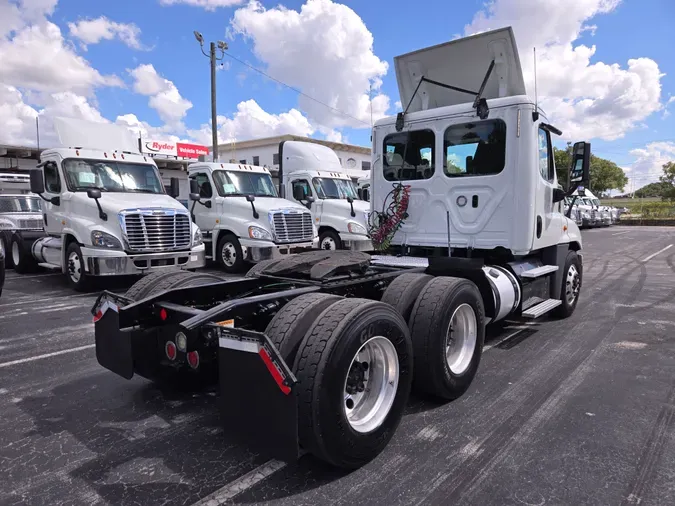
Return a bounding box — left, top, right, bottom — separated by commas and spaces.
216, 326, 299, 462
94, 300, 134, 380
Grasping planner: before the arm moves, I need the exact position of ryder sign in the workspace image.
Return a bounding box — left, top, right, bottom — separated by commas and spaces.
141, 139, 209, 159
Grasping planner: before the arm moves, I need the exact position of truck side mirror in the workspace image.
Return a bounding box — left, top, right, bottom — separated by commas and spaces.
189, 179, 200, 195
552, 187, 566, 203
87, 188, 102, 200
363, 188, 370, 201
169, 177, 180, 198
246, 194, 259, 219
346, 196, 356, 217
357, 188, 364, 200
30, 169, 45, 194
567, 141, 591, 192
246, 194, 256, 203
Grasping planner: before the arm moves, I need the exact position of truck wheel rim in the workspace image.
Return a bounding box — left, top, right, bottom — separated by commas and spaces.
221, 242, 236, 267
68, 251, 81, 282
446, 303, 477, 375
565, 264, 580, 305
343, 336, 399, 434
12, 241, 20, 265
321, 236, 336, 250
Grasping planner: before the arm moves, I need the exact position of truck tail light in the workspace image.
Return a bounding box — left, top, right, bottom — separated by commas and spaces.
165, 341, 177, 361
187, 351, 199, 369
159, 308, 168, 321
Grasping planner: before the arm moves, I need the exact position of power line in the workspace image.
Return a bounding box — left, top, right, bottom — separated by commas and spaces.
223, 51, 371, 127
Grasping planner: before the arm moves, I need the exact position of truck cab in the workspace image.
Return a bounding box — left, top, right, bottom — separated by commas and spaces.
370, 26, 590, 319
25, 117, 206, 291
357, 173, 371, 202
277, 140, 373, 251
188, 162, 318, 273
0, 172, 45, 269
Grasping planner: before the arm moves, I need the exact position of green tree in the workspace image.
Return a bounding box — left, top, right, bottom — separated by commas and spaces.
659, 161, 675, 202
554, 142, 628, 194
634, 181, 671, 198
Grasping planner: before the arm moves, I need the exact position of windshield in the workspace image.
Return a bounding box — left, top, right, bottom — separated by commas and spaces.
0, 195, 42, 213
312, 177, 359, 200
63, 159, 165, 194
213, 170, 278, 197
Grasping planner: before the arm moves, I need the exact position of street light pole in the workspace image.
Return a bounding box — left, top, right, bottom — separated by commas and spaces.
194, 31, 227, 162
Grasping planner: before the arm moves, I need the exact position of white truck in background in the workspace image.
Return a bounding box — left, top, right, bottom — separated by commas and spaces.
357, 172, 371, 201
0, 171, 45, 270
24, 117, 206, 291
187, 162, 318, 273
276, 140, 373, 251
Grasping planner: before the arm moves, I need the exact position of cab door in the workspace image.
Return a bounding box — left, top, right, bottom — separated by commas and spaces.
41, 160, 65, 237
532, 125, 563, 249
188, 171, 216, 235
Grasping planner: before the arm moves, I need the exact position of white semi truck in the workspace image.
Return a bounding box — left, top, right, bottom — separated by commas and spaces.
186, 162, 318, 273
276, 140, 373, 251
93, 27, 590, 470
24, 117, 206, 291
0, 171, 45, 270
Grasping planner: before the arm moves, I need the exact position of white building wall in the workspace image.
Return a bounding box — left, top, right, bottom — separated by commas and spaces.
219, 143, 372, 172
0, 158, 39, 170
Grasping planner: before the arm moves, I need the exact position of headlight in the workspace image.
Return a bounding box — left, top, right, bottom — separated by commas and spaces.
0, 220, 13, 230
248, 226, 273, 241
91, 230, 122, 249
347, 222, 367, 235
193, 226, 203, 246
582, 212, 590, 219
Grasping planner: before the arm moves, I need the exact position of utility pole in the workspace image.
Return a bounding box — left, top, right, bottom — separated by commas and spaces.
194, 31, 227, 162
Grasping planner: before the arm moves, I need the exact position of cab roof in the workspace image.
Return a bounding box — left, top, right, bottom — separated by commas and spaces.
188, 162, 271, 174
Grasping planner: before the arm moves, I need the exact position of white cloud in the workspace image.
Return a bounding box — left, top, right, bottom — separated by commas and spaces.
0, 21, 123, 95
626, 141, 675, 189
230, 0, 390, 130
68, 16, 144, 50
187, 99, 314, 146
159, 0, 245, 10
464, 0, 664, 141
128, 64, 192, 125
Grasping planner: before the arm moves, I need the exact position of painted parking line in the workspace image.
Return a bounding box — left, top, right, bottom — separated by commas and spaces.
642, 244, 673, 263
612, 231, 630, 236
0, 344, 95, 369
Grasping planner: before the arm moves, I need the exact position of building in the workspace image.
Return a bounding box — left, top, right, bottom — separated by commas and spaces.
216, 135, 372, 176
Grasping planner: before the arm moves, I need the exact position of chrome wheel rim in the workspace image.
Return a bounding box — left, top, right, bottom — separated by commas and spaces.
12, 241, 20, 265
343, 336, 399, 434
221, 242, 237, 267
321, 236, 337, 250
68, 251, 81, 283
446, 304, 477, 375
565, 264, 580, 305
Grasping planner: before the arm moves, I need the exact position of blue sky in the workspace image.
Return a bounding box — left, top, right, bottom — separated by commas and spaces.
1, 0, 674, 192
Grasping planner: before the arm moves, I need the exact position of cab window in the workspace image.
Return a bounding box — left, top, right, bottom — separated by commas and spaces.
291, 179, 312, 200
44, 162, 62, 193
538, 127, 555, 182
190, 172, 213, 198
443, 119, 506, 177
382, 129, 435, 181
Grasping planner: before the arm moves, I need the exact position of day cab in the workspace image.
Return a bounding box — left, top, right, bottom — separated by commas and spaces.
27, 117, 206, 291
276, 140, 373, 251
187, 162, 318, 273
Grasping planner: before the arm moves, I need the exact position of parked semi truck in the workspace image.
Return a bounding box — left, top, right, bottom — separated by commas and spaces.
187, 162, 318, 273
275, 140, 373, 251
92, 27, 590, 470
23, 117, 206, 291
0, 171, 44, 270
357, 172, 371, 202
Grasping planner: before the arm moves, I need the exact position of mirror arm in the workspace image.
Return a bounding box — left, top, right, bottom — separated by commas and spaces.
565, 195, 578, 219
349, 200, 355, 217
93, 198, 107, 221
250, 202, 259, 220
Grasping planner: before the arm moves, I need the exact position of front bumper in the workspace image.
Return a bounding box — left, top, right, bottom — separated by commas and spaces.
240, 237, 319, 263
339, 233, 373, 252
83, 243, 206, 276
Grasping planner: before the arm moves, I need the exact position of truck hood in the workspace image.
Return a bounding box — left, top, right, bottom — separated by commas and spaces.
321, 198, 370, 222
225, 196, 310, 216
82, 192, 188, 215
394, 26, 526, 113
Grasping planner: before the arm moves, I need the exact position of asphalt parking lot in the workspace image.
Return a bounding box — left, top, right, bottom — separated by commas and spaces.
1, 225, 675, 506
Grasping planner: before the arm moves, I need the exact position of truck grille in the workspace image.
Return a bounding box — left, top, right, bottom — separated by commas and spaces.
19, 218, 43, 230
120, 209, 191, 253
271, 210, 314, 243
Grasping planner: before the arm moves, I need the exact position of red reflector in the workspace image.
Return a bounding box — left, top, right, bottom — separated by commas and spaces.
258, 347, 291, 395
165, 341, 177, 361
159, 308, 168, 321
187, 351, 199, 369
93, 310, 103, 323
